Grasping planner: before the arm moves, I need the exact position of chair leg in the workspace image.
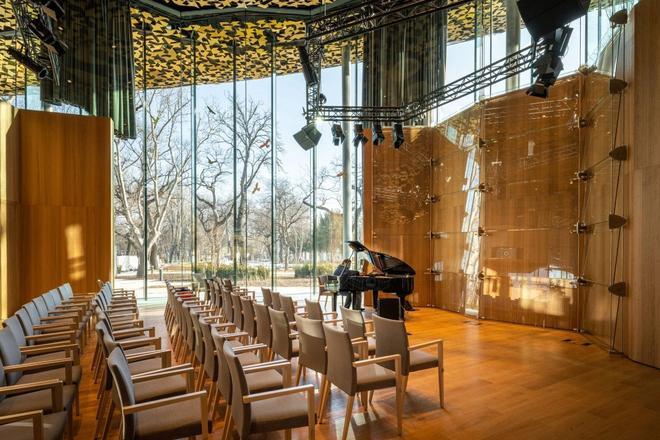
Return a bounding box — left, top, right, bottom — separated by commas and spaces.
396, 380, 403, 435
317, 376, 330, 425
360, 391, 368, 409
101, 401, 115, 440
67, 409, 74, 440
221, 406, 233, 440
76, 387, 80, 416
341, 394, 355, 440
295, 365, 303, 386
368, 390, 374, 404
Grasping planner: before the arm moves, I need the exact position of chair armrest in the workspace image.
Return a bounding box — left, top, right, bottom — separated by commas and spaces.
289, 332, 299, 339
323, 312, 338, 318
232, 343, 267, 354
33, 322, 76, 331
131, 366, 194, 386
243, 384, 314, 403
125, 349, 172, 368
353, 354, 401, 375
4, 357, 73, 384
364, 331, 375, 338
323, 318, 343, 325
243, 360, 291, 381
25, 330, 76, 341
408, 339, 443, 351
39, 315, 78, 323
123, 390, 207, 414
0, 410, 45, 435
0, 380, 64, 412
215, 331, 248, 341
113, 327, 155, 338
21, 343, 80, 364
116, 337, 161, 350
202, 315, 225, 323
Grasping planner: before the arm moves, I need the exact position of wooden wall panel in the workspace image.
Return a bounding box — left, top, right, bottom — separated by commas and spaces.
624, 0, 660, 368
0, 102, 20, 318
0, 108, 112, 315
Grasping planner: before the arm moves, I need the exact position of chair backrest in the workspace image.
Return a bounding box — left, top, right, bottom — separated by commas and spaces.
59, 283, 74, 300
42, 292, 57, 310
190, 309, 206, 364
317, 276, 327, 290
253, 303, 272, 348
15, 309, 35, 339
271, 291, 282, 311
211, 327, 233, 403
222, 289, 233, 323
199, 318, 217, 380
323, 324, 356, 395
0, 328, 23, 384
32, 297, 50, 319
240, 297, 257, 338
23, 303, 41, 326
223, 341, 252, 439
107, 348, 138, 440
280, 295, 297, 323
340, 306, 366, 340
269, 308, 293, 360
46, 289, 62, 307
305, 299, 324, 320
3, 316, 27, 348
261, 287, 273, 307
230, 294, 244, 330
373, 314, 410, 375
295, 315, 327, 375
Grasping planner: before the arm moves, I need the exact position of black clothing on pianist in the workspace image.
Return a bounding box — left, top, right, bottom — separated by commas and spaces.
333, 264, 362, 310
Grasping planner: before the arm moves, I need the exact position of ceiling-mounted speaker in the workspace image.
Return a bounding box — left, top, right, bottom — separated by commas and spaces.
516, 0, 591, 41
298, 45, 318, 86
294, 123, 322, 151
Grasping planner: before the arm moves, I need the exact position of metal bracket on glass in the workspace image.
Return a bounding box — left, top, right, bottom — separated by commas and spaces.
572, 169, 594, 183
578, 117, 591, 128
608, 214, 627, 230
609, 78, 628, 94
478, 138, 490, 149
610, 9, 629, 27
426, 232, 445, 239
425, 194, 438, 204
609, 145, 628, 161
608, 282, 627, 297
477, 183, 492, 193
575, 277, 593, 287
573, 222, 594, 235
477, 227, 487, 237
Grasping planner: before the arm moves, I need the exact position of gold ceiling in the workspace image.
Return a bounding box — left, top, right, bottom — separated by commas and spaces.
0, 1, 509, 95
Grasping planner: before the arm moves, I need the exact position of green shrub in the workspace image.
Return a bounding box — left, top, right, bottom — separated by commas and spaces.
199, 262, 270, 280
294, 262, 336, 278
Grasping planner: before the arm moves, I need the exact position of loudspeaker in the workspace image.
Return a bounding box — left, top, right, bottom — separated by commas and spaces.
378, 298, 402, 320
293, 123, 322, 151
298, 46, 318, 86
516, 0, 590, 41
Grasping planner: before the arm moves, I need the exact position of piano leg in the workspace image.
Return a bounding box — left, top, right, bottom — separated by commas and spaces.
332, 293, 338, 312
372, 290, 379, 314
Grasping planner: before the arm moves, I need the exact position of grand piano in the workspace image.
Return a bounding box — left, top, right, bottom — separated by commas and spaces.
340, 241, 415, 318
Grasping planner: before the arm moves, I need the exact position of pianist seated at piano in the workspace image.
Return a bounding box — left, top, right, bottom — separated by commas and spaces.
333, 258, 363, 310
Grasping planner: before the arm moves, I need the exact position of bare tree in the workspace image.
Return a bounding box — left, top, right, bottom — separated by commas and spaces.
113, 89, 192, 276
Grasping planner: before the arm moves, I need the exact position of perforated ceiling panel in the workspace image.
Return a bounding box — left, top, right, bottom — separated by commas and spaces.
0, 1, 509, 95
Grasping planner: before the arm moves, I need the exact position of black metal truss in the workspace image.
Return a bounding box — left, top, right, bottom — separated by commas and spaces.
309, 44, 536, 123
306, 0, 472, 47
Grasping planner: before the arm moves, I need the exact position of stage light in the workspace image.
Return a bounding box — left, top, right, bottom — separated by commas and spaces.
29, 0, 65, 21
331, 123, 345, 146
372, 123, 385, 146
516, 0, 590, 41
526, 27, 571, 99
298, 45, 318, 86
294, 123, 322, 151
28, 17, 68, 56
393, 123, 405, 149
353, 124, 368, 147
7, 46, 49, 79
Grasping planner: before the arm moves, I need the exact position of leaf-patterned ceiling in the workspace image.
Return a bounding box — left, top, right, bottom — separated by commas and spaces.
0, 1, 509, 95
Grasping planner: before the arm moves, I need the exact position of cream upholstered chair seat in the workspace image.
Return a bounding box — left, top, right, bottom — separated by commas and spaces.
249, 393, 310, 433
0, 411, 68, 440
409, 349, 439, 372
16, 366, 82, 387
0, 386, 75, 416
133, 375, 188, 403
355, 363, 397, 392
131, 398, 211, 440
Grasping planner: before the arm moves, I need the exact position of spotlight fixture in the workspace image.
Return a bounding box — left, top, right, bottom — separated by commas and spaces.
29, 0, 65, 21
372, 123, 385, 146
28, 17, 68, 56
393, 123, 405, 149
298, 45, 318, 87
331, 123, 345, 146
526, 26, 572, 98
294, 123, 322, 151
7, 46, 49, 79
352, 124, 368, 147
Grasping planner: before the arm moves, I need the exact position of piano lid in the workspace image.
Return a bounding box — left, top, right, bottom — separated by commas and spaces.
347, 241, 416, 276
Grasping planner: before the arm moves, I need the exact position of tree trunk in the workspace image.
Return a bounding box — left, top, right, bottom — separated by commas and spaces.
137, 252, 146, 277
150, 245, 160, 272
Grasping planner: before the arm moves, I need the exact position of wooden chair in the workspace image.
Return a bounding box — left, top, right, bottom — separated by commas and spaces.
280, 295, 305, 324
222, 342, 315, 440
317, 275, 336, 308
253, 304, 274, 360
294, 315, 330, 421
372, 314, 444, 407
340, 306, 376, 356
0, 410, 68, 440
304, 299, 340, 323
323, 324, 402, 440
268, 309, 299, 367
260, 287, 273, 308
270, 291, 282, 311
106, 347, 211, 440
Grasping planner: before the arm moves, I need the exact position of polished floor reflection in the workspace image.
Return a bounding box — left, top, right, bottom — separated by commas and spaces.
74, 306, 660, 439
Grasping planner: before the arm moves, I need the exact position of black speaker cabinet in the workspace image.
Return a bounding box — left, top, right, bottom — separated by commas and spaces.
378, 298, 402, 320
517, 0, 590, 40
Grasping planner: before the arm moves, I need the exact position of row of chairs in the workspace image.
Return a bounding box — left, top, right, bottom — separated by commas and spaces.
167, 281, 445, 440
0, 282, 133, 439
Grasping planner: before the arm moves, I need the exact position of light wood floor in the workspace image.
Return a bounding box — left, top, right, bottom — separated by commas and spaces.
74, 306, 660, 439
